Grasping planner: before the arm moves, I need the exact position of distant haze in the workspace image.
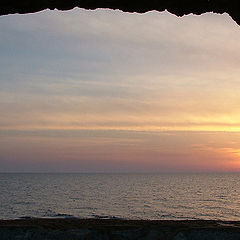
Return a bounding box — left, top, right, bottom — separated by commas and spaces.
1, 9, 240, 172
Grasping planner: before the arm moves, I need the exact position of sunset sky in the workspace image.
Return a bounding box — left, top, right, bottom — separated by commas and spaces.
1, 9, 240, 172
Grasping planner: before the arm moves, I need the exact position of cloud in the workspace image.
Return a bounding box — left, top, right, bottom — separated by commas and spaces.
1, 9, 240, 171
1, 130, 240, 172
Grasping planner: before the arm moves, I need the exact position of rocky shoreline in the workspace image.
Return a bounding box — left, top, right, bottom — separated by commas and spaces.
1, 218, 240, 239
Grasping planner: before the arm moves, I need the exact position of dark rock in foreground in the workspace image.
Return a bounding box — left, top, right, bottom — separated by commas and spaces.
1, 0, 240, 26
1, 218, 240, 240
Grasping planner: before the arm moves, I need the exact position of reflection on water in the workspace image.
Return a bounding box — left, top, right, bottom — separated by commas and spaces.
0, 173, 240, 220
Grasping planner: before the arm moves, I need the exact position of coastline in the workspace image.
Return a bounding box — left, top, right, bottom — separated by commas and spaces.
1, 218, 240, 239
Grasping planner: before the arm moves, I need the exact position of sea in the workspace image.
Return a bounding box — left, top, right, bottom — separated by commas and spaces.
0, 173, 240, 220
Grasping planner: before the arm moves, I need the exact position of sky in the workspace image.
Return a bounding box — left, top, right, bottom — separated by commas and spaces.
1, 8, 240, 172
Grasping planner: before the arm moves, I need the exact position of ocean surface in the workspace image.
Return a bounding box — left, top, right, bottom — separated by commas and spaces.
0, 173, 240, 220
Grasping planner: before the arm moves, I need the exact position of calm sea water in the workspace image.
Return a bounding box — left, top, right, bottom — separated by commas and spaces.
0, 173, 240, 220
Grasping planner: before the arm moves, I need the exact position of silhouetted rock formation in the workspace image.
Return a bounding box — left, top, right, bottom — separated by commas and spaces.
1, 0, 240, 25
1, 219, 240, 240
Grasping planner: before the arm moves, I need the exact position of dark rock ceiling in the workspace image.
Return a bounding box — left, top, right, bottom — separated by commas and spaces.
1, 0, 240, 25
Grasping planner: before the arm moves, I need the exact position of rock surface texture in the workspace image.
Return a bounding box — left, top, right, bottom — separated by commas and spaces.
1, 219, 240, 240
1, 0, 240, 25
